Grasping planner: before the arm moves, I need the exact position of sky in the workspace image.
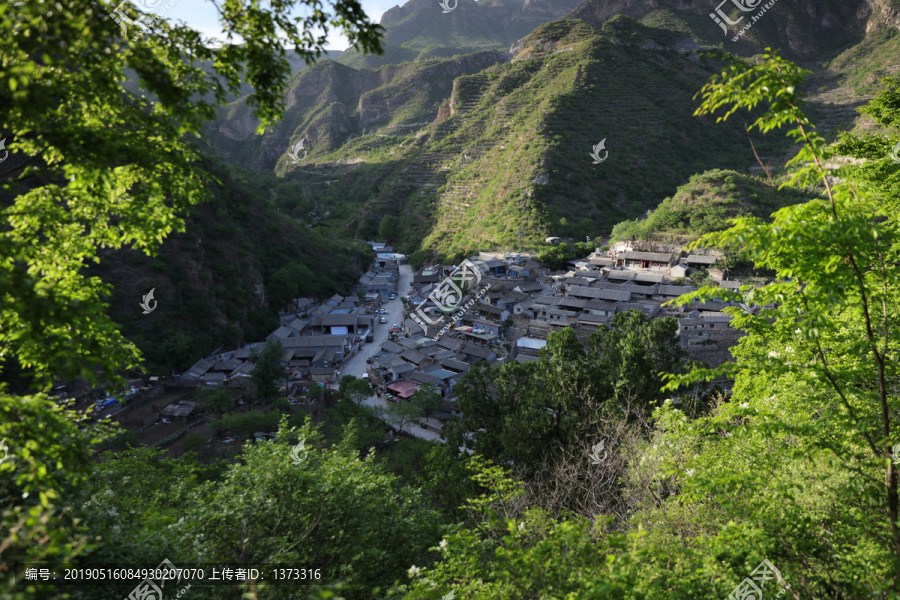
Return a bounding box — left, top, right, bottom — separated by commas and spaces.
133, 0, 403, 50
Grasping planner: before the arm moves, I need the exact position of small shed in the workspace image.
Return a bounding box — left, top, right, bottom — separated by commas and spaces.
161, 401, 198, 421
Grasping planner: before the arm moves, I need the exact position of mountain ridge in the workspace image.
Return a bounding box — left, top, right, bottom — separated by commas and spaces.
200, 0, 900, 261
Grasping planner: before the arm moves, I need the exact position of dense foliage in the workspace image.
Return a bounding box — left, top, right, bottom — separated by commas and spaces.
0, 0, 382, 387
445, 315, 696, 471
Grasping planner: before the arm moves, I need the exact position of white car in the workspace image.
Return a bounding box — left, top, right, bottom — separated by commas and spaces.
380, 317, 387, 323
392, 323, 398, 329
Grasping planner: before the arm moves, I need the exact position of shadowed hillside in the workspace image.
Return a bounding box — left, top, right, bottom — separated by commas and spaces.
90, 159, 369, 372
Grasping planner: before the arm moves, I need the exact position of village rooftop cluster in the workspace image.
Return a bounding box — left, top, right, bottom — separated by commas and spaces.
53, 241, 761, 444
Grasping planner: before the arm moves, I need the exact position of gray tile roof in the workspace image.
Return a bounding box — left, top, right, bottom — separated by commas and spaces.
441, 358, 470, 373
686, 254, 718, 265
568, 286, 631, 302
620, 251, 675, 263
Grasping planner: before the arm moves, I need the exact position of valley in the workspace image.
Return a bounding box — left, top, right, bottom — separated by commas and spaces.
3, 0, 900, 598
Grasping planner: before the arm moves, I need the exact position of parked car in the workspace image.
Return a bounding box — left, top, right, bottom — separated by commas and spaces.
392, 323, 398, 329
380, 317, 387, 323
389, 294, 396, 300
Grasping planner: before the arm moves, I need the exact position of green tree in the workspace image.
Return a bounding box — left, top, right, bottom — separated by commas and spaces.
173, 419, 444, 599
181, 432, 208, 462
0, 1, 381, 597
308, 383, 325, 403
196, 387, 232, 415
340, 375, 373, 405
268, 262, 318, 309
536, 242, 573, 270
383, 400, 422, 434
0, 0, 382, 388
410, 383, 443, 420
378, 215, 400, 242
661, 48, 900, 584
445, 316, 692, 469
273, 396, 292, 414
249, 339, 286, 403
0, 394, 107, 599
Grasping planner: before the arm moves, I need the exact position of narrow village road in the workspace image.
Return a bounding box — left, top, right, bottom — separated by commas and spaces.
340, 264, 445, 443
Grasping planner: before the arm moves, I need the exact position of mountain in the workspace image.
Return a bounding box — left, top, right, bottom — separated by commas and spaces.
122, 49, 345, 105
336, 0, 584, 69
567, 0, 866, 59
202, 49, 509, 169
200, 0, 900, 262
608, 168, 820, 242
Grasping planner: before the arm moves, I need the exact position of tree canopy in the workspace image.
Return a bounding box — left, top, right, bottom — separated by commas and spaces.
250, 338, 286, 402
444, 314, 695, 470
0, 0, 383, 388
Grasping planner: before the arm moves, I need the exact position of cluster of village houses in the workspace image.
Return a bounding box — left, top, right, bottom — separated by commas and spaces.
161, 241, 750, 424
58, 242, 751, 427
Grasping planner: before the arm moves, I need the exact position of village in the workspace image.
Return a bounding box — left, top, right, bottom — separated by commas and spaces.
52, 240, 759, 453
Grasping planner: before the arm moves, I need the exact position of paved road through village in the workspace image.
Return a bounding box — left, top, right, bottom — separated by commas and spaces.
339, 263, 445, 443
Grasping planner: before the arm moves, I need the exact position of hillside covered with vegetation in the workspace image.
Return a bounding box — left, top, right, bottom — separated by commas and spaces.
609, 168, 821, 242
4, 0, 900, 599
90, 159, 370, 373
203, 0, 897, 263
207, 15, 795, 261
